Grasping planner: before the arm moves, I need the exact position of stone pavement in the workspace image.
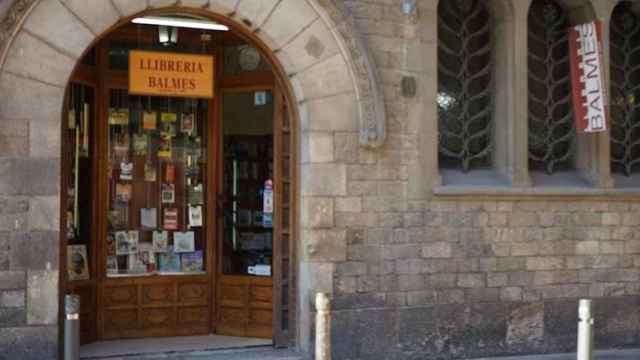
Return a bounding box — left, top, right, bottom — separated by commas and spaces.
471, 349, 640, 360
81, 347, 304, 360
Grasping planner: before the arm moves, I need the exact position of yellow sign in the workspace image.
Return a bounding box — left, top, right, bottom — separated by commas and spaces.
129, 50, 214, 99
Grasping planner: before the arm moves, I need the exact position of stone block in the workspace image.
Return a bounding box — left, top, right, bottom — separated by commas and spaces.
334, 212, 377, 227
576, 241, 600, 255
30, 116, 61, 158
112, 0, 148, 16
407, 290, 437, 306
437, 289, 465, 304
305, 131, 333, 163
0, 118, 29, 156
149, 0, 179, 7
457, 273, 485, 288
511, 242, 539, 256
0, 307, 25, 327
507, 303, 544, 346
303, 93, 358, 132
384, 244, 421, 260
234, 0, 278, 29
0, 271, 25, 289
303, 229, 346, 262
500, 287, 523, 301
335, 197, 361, 213
261, 0, 317, 48
294, 54, 352, 100
23, 0, 93, 58
487, 272, 508, 287
208, 0, 239, 14
4, 31, 75, 87
301, 196, 333, 228
421, 242, 451, 258
0, 326, 57, 360
27, 270, 59, 325
539, 284, 588, 299
533, 270, 579, 286
301, 163, 346, 196
333, 132, 359, 163
61, 0, 120, 34
347, 245, 381, 262
0, 73, 65, 123
335, 261, 367, 276
10, 232, 59, 270
180, 0, 209, 7
397, 274, 424, 291
1, 289, 25, 307
332, 308, 397, 358
526, 257, 564, 270
277, 15, 339, 75
28, 197, 60, 231
425, 273, 456, 288
334, 276, 357, 294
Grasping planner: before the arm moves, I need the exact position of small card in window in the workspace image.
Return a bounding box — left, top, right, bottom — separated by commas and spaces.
161, 183, 175, 203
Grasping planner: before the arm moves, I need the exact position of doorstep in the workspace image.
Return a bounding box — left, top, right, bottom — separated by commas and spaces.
79, 335, 303, 359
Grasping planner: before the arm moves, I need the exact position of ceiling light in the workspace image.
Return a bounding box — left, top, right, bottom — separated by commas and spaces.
132, 16, 229, 31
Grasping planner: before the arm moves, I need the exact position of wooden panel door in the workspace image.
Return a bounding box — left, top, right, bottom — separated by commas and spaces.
217, 275, 273, 338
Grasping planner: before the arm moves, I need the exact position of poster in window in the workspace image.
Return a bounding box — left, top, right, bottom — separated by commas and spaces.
143, 111, 157, 130
188, 205, 203, 227
181, 250, 203, 272
163, 208, 178, 230
158, 134, 172, 158
140, 208, 157, 230
161, 183, 175, 203
153, 230, 169, 252
181, 113, 195, 135
173, 231, 195, 253
158, 246, 181, 272
133, 133, 148, 156
67, 245, 89, 281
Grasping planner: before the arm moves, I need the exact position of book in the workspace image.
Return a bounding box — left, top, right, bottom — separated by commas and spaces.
141, 208, 157, 230
181, 250, 203, 272
173, 231, 195, 253
67, 245, 89, 281
158, 246, 181, 272
163, 208, 178, 230
133, 133, 148, 156
152, 230, 168, 252
138, 242, 156, 273
115, 231, 131, 255
143, 111, 157, 130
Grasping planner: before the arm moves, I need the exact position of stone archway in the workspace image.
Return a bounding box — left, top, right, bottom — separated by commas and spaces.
0, 0, 385, 357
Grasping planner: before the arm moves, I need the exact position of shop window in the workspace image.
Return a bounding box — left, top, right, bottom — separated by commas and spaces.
437, 0, 493, 172
527, 0, 575, 175
610, 2, 640, 177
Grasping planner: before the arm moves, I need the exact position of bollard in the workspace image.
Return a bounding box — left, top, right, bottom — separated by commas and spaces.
315, 293, 331, 360
64, 294, 80, 360
577, 299, 594, 360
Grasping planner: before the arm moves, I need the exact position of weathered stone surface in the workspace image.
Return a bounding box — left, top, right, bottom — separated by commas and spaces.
332, 308, 396, 359
0, 158, 60, 196
10, 232, 59, 270
507, 303, 544, 347
4, 31, 74, 87
301, 197, 333, 228
111, 0, 148, 16
303, 229, 346, 262
28, 196, 59, 231
304, 93, 358, 132
0, 306, 25, 327
0, 118, 28, 156
0, 271, 25, 290
301, 163, 346, 196
234, 0, 278, 29
0, 72, 65, 122
22, 0, 92, 58
1, 289, 25, 307
208, 0, 239, 14
303, 131, 333, 163
0, 326, 57, 360
294, 54, 352, 100
277, 17, 339, 75
60, 0, 120, 35
27, 270, 58, 325
149, 0, 179, 8
261, 0, 317, 48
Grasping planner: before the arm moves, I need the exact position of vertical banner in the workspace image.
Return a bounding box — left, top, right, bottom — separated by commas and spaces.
569, 20, 608, 133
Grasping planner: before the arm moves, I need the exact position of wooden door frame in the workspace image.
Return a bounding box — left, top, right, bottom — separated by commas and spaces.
59, 7, 301, 346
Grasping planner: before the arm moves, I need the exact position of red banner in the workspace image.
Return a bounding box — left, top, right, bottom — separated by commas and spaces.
569, 21, 608, 133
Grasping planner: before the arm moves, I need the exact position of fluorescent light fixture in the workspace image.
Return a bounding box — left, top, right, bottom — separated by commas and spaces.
132, 16, 229, 31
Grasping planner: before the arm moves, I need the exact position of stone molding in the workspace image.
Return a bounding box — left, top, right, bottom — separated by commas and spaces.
0, 0, 387, 148
310, 0, 387, 148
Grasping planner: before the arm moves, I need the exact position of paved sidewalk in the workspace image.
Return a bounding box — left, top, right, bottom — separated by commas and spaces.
471, 349, 640, 360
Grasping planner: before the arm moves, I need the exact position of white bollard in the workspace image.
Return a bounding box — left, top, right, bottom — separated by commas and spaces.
315, 293, 331, 360
577, 299, 594, 360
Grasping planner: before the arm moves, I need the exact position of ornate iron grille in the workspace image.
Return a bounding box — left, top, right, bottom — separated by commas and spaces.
610, 3, 640, 176
528, 0, 575, 174
437, 0, 493, 172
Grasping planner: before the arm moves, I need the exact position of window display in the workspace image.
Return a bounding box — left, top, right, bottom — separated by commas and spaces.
106, 89, 208, 277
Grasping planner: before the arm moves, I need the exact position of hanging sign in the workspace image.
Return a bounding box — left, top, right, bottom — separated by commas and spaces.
569, 20, 608, 133
129, 50, 214, 99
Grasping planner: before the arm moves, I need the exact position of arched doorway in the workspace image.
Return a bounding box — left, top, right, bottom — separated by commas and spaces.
0, 0, 385, 357
60, 8, 299, 349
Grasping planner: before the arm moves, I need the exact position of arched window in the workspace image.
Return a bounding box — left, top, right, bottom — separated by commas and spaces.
527, 0, 574, 174
610, 2, 640, 176
437, 0, 493, 172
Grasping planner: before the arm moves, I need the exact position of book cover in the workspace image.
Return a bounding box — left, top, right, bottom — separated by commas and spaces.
163, 208, 178, 230
181, 250, 203, 273
158, 246, 181, 272
173, 231, 195, 253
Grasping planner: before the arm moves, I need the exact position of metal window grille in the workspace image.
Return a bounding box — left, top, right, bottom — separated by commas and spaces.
437, 0, 493, 172
610, 2, 640, 176
528, 0, 575, 174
